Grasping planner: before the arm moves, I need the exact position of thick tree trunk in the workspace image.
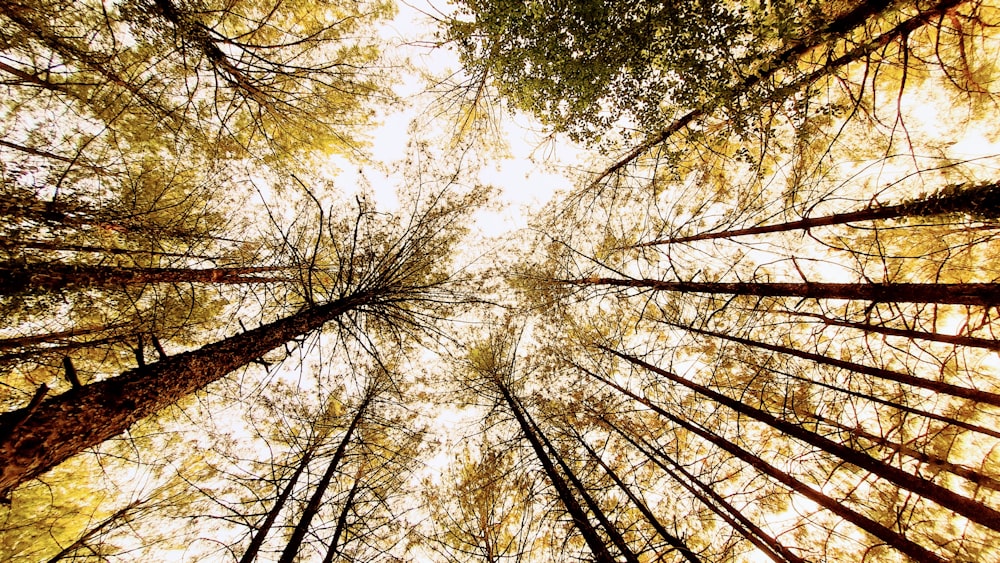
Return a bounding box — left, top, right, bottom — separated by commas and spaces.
782, 310, 1000, 352
493, 376, 616, 563
573, 430, 701, 563
636, 182, 1000, 246
602, 346, 1000, 534
0, 263, 293, 294
672, 321, 1000, 408
600, 415, 806, 563
578, 364, 948, 563
277, 389, 375, 563
0, 292, 372, 499
557, 278, 1000, 307
239, 449, 315, 563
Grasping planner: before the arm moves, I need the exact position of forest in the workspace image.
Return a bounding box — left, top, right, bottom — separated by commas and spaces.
1, 0, 999, 561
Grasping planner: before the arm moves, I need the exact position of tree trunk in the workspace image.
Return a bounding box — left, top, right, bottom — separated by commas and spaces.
573, 429, 701, 563
671, 321, 1000, 408
782, 310, 1000, 352
492, 376, 616, 563
814, 414, 1000, 492
46, 498, 147, 562
0, 323, 129, 351
9, 238, 216, 260
601, 346, 1000, 534
277, 388, 375, 563
519, 396, 640, 563
600, 414, 806, 563
577, 363, 948, 563
635, 182, 1000, 246
239, 449, 315, 563
0, 263, 294, 294
557, 278, 1000, 307
321, 466, 364, 563
0, 291, 373, 499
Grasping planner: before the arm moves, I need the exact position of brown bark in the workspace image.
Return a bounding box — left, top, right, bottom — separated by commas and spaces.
672, 321, 1000, 408
493, 376, 616, 563
602, 346, 1000, 534
277, 388, 375, 563
782, 310, 1000, 352
0, 263, 294, 294
814, 414, 1000, 492
321, 466, 364, 563
577, 364, 948, 563
239, 449, 315, 563
9, 238, 216, 260
0, 323, 129, 351
556, 277, 1000, 307
0, 291, 372, 499
635, 182, 1000, 246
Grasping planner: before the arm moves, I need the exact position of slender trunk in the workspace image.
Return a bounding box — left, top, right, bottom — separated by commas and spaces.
671, 321, 1000, 408
1, 263, 294, 294
518, 395, 640, 563
239, 449, 315, 563
557, 278, 1000, 307
0, 335, 131, 366
577, 364, 947, 563
589, 0, 966, 188
0, 291, 373, 499
782, 310, 1000, 352
814, 414, 1000, 492
46, 498, 147, 562
492, 376, 616, 563
321, 466, 364, 563
0, 323, 129, 351
10, 238, 216, 260
599, 414, 807, 563
635, 182, 1000, 246
601, 346, 1000, 534
277, 390, 375, 563
573, 430, 701, 563
747, 359, 1000, 439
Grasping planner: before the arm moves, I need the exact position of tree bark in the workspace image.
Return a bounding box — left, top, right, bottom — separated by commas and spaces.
321, 466, 364, 563
0, 263, 294, 294
239, 449, 315, 563
573, 429, 701, 563
556, 277, 1000, 307
0, 291, 373, 499
277, 388, 375, 563
492, 376, 616, 563
635, 181, 1000, 246
782, 310, 1000, 352
602, 346, 1000, 534
577, 364, 948, 563
672, 321, 1000, 408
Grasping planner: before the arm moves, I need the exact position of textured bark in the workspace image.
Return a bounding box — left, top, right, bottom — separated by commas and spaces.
573, 430, 701, 563
239, 449, 315, 563
277, 389, 375, 563
0, 292, 371, 498
636, 182, 1000, 246
673, 321, 1000, 408
0, 263, 293, 294
578, 365, 948, 563
557, 278, 1000, 307
603, 346, 1000, 534
493, 376, 616, 563
782, 310, 1000, 352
